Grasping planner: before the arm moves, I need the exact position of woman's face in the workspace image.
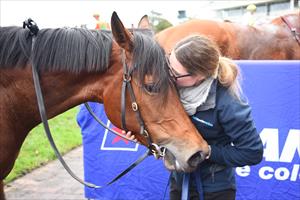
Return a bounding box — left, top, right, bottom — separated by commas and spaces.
168, 51, 206, 88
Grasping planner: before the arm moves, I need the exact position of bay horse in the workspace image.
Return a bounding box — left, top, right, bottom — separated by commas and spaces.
151, 12, 300, 59
0, 12, 208, 200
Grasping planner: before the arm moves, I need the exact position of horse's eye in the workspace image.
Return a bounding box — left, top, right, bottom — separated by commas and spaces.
144, 84, 159, 94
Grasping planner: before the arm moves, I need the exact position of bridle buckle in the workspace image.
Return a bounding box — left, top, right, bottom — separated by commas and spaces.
132, 102, 138, 111
142, 129, 149, 138
149, 143, 165, 159
123, 73, 131, 82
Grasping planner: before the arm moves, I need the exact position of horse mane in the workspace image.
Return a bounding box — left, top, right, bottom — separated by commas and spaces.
0, 26, 170, 97
0, 26, 113, 73
0, 27, 32, 69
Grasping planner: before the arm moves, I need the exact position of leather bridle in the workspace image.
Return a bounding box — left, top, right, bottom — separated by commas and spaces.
281, 15, 300, 46
120, 49, 165, 157
84, 49, 166, 159
23, 18, 164, 189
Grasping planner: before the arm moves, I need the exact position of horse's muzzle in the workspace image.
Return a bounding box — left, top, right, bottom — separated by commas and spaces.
163, 149, 205, 172
187, 151, 205, 168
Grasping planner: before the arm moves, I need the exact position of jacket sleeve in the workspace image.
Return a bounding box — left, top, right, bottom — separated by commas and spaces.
209, 93, 263, 167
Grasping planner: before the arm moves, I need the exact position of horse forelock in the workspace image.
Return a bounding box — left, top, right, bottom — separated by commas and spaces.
132, 32, 172, 100
0, 26, 113, 73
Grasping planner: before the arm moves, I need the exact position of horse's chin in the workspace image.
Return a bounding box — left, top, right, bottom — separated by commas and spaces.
163, 149, 178, 171
163, 149, 193, 172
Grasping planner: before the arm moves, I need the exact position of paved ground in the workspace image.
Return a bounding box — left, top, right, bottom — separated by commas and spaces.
4, 146, 86, 200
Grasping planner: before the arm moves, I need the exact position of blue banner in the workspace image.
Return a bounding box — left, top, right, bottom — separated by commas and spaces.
77, 103, 169, 200
234, 61, 300, 200
77, 61, 300, 200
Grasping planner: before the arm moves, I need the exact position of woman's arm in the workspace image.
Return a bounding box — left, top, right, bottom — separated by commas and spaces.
209, 94, 263, 167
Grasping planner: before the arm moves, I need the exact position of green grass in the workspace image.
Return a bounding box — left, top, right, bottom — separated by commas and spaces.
4, 107, 82, 183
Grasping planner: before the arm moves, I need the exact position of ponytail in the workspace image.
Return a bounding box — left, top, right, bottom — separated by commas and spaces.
218, 56, 242, 100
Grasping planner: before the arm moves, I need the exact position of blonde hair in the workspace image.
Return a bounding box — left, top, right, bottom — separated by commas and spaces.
218, 56, 242, 100
174, 35, 242, 99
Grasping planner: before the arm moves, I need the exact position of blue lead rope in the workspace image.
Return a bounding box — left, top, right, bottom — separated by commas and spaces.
193, 169, 204, 200
181, 173, 190, 200
181, 171, 204, 200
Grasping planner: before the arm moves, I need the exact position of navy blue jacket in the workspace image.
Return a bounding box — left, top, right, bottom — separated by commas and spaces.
190, 80, 263, 193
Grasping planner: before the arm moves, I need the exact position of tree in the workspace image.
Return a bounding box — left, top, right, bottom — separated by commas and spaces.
153, 18, 173, 33
148, 11, 173, 33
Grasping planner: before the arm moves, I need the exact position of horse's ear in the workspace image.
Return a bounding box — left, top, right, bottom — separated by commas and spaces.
111, 12, 133, 52
138, 15, 152, 29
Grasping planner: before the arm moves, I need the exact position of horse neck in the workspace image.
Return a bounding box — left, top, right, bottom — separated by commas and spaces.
1, 59, 121, 132
37, 71, 105, 117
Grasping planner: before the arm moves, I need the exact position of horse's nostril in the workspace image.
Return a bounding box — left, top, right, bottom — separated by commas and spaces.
187, 151, 205, 168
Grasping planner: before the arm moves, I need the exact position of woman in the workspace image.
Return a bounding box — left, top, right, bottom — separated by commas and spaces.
126, 35, 263, 200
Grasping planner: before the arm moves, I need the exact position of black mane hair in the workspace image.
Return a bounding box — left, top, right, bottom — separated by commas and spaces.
131, 31, 171, 98
0, 26, 112, 73
0, 26, 170, 97
0, 27, 32, 68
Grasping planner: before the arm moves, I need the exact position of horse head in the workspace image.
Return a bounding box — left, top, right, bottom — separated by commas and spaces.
101, 12, 208, 172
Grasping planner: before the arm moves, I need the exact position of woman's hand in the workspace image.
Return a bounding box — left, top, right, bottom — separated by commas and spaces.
122, 130, 138, 143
